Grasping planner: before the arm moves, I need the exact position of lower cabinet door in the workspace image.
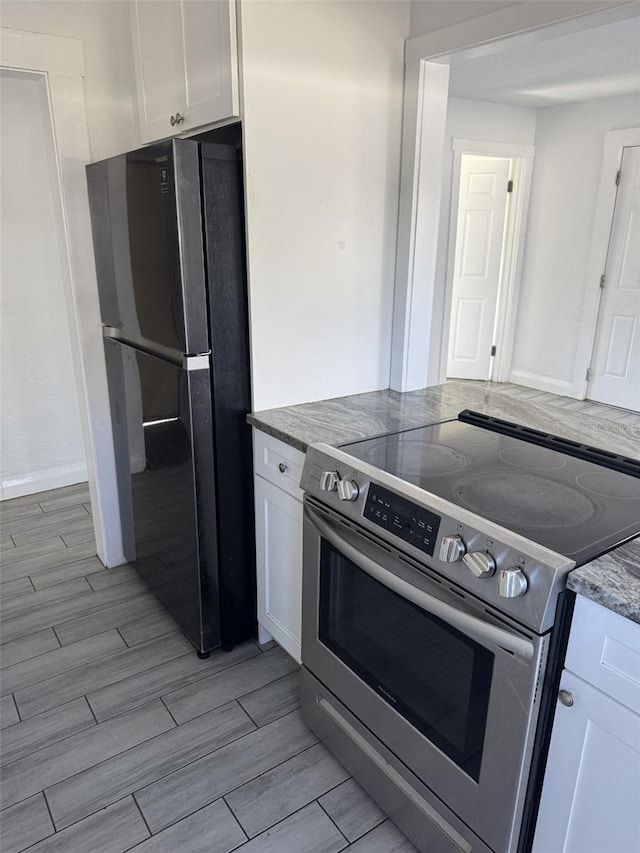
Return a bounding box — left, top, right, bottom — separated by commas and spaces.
533, 668, 640, 853
254, 474, 303, 663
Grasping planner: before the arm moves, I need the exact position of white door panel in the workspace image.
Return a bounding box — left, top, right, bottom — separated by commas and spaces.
447, 155, 511, 380
589, 145, 640, 410
182, 0, 238, 129
460, 210, 494, 277
131, 1, 185, 130
451, 299, 484, 361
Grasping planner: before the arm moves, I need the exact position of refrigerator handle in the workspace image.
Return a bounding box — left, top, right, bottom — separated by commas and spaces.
103, 326, 210, 370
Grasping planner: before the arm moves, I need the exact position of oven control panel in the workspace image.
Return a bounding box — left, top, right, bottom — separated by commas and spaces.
365, 485, 441, 557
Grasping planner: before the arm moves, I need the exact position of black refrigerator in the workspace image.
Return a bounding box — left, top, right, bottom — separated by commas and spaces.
86, 136, 255, 656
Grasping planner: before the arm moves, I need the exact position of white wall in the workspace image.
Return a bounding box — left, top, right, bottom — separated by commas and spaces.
240, 0, 410, 411
0, 70, 87, 498
432, 98, 537, 380
0, 1, 138, 159
510, 92, 640, 393
410, 1, 522, 36
409, 0, 627, 38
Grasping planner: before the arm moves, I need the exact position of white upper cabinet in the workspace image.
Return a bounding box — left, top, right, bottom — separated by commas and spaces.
130, 0, 240, 143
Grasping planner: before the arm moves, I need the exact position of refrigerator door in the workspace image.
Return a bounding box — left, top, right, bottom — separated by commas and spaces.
87, 139, 209, 356
104, 336, 220, 653
200, 142, 255, 650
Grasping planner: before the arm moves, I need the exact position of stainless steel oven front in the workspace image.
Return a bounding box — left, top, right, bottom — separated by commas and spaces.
301, 495, 549, 853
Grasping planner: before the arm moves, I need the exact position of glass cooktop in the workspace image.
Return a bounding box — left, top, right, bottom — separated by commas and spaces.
340, 413, 640, 566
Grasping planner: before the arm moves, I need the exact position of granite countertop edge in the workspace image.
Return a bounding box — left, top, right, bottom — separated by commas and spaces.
248, 383, 640, 625
566, 538, 640, 625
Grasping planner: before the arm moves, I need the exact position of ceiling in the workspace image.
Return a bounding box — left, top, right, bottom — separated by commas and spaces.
447, 16, 640, 108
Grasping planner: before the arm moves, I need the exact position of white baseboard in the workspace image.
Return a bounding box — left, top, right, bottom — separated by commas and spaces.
508, 369, 580, 399
1, 463, 88, 501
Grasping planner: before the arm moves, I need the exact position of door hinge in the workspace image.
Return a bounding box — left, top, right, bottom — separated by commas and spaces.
615, 170, 621, 187
600, 274, 606, 289
586, 367, 592, 381
507, 179, 514, 193
490, 345, 497, 357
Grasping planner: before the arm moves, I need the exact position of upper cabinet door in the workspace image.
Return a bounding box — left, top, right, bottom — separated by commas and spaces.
182, 0, 239, 131
130, 0, 240, 144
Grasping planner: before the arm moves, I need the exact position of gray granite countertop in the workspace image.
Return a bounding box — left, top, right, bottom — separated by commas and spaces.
248, 381, 640, 623
568, 538, 640, 625
248, 381, 640, 458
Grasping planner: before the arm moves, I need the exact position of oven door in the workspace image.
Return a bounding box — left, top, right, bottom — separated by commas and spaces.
302, 498, 548, 853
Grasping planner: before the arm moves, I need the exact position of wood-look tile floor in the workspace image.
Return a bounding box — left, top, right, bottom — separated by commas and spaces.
462, 380, 640, 426
0, 483, 417, 853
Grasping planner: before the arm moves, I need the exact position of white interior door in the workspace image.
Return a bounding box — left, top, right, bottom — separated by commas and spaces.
588, 145, 640, 411
447, 155, 511, 380
0, 69, 87, 498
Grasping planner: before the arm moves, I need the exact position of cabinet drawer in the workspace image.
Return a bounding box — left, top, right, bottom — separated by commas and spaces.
566, 596, 640, 713
253, 429, 305, 499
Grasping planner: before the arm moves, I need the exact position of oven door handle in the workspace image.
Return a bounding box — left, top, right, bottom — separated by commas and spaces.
305, 505, 535, 661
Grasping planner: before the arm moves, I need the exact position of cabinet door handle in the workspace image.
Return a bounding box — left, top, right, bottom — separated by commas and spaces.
170, 112, 184, 127
278, 462, 288, 474
558, 689, 575, 707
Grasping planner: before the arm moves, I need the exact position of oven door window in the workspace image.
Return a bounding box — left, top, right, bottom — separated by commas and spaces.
318, 541, 494, 781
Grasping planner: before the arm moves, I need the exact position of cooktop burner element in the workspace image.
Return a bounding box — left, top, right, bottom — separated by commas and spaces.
453, 471, 596, 529
354, 436, 468, 478
498, 446, 566, 470
340, 413, 640, 565
575, 471, 640, 500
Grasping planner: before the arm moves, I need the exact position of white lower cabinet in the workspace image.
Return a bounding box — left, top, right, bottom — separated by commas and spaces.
253, 430, 305, 663
533, 597, 640, 853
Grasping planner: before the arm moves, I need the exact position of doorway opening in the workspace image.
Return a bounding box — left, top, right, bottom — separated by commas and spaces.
443, 142, 534, 384
0, 68, 88, 499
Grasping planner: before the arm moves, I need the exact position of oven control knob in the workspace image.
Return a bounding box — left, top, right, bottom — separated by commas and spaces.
463, 551, 496, 579
336, 479, 359, 501
320, 471, 340, 492
439, 535, 466, 563
498, 567, 528, 598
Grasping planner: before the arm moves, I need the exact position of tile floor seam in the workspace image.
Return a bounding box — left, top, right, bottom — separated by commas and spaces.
83, 647, 238, 721
316, 797, 351, 846
233, 797, 349, 849
0, 705, 98, 770
234, 700, 259, 729
115, 626, 130, 650
153, 651, 286, 719
35, 700, 260, 819
158, 695, 180, 727
49, 624, 63, 650
1, 632, 129, 702
224, 799, 251, 848
221, 739, 321, 816
130, 790, 154, 841
125, 704, 302, 800
40, 787, 58, 845
85, 694, 100, 727
1, 700, 175, 801
6, 633, 161, 707
131, 709, 316, 831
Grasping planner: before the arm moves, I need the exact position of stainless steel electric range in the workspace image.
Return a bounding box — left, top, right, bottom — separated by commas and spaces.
299, 411, 640, 853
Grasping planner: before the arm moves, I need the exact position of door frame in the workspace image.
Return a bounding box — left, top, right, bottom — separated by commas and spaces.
390, 1, 640, 393
443, 140, 534, 384
583, 127, 640, 401
0, 28, 125, 566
